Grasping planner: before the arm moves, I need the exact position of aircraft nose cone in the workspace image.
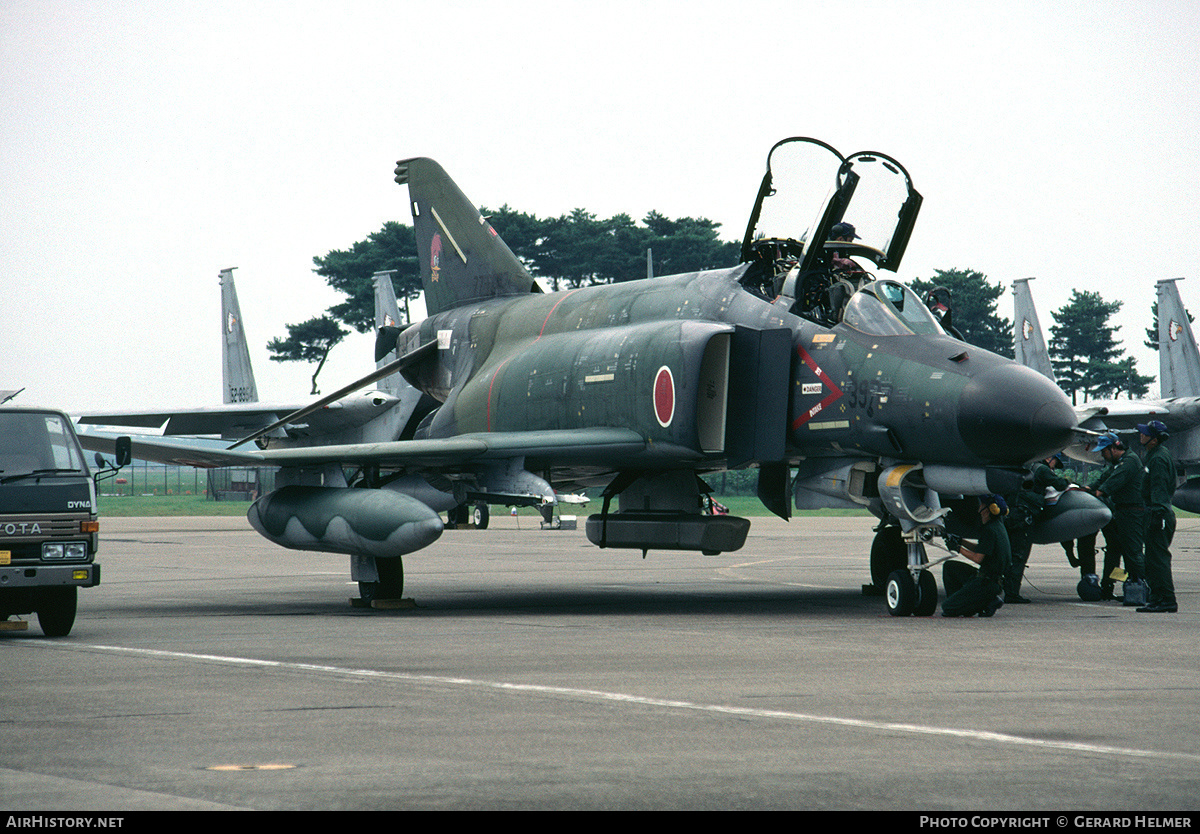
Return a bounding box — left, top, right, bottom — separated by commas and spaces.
958, 363, 1076, 464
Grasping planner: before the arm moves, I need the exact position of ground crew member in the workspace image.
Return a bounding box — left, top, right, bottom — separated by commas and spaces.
1138, 421, 1178, 613
943, 494, 1011, 618
1004, 453, 1071, 602
1088, 432, 1146, 599
1066, 451, 1113, 586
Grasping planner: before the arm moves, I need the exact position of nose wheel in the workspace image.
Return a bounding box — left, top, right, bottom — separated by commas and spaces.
886, 568, 938, 616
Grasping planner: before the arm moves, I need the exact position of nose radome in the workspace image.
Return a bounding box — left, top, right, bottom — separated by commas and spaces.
957, 364, 1076, 464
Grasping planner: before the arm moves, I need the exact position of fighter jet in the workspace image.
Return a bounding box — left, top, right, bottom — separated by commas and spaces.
1017, 277, 1200, 512
79, 138, 1092, 614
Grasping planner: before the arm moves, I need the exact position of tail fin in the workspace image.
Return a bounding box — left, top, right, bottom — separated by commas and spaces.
373, 270, 406, 396
394, 157, 539, 315
220, 268, 259, 404
1157, 278, 1200, 398
371, 269, 439, 436
1012, 277, 1056, 382
373, 269, 403, 333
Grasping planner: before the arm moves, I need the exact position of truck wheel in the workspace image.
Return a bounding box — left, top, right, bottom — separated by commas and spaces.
37, 587, 77, 637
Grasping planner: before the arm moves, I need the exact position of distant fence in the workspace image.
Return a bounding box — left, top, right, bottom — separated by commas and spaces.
99, 461, 276, 500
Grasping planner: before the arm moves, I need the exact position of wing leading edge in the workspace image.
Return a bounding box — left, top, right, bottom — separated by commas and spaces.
78, 425, 649, 471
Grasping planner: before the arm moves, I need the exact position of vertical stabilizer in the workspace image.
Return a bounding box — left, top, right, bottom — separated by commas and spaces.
373, 269, 434, 432
394, 157, 538, 315
373, 271, 405, 394
1012, 278, 1056, 382
374, 270, 403, 334
1157, 278, 1200, 398
220, 268, 259, 403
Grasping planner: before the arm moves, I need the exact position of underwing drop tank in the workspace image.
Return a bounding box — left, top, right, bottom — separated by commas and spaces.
1028, 488, 1111, 544
247, 485, 444, 559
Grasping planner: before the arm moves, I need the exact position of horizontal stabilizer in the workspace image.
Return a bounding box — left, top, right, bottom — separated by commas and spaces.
228, 340, 436, 449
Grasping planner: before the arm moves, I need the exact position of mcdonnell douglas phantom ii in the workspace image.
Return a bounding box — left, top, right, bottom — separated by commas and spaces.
79, 138, 1103, 615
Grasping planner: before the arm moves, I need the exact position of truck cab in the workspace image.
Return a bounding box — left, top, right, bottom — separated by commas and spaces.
0, 407, 127, 636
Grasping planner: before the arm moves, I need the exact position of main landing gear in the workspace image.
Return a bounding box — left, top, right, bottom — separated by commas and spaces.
353, 556, 405, 608
447, 501, 489, 529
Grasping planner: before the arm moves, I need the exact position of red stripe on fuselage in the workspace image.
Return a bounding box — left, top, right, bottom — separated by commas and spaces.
486, 289, 585, 431
791, 345, 844, 431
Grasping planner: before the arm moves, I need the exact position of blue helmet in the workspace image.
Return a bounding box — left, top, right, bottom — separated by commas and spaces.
1092, 431, 1120, 452
1137, 420, 1169, 440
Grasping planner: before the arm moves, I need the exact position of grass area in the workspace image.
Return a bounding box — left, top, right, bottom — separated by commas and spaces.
96, 492, 872, 518
95, 489, 1200, 521
98, 494, 258, 517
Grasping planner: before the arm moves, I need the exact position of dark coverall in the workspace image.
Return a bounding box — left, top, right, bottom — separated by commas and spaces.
1069, 461, 1113, 578
1142, 442, 1178, 608
943, 518, 1011, 617
1004, 461, 1069, 598
1096, 449, 1146, 588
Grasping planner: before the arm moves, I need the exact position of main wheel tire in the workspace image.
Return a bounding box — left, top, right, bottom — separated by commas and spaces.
358, 558, 404, 605
37, 586, 77, 637
914, 570, 939, 616
871, 527, 907, 590
886, 569, 917, 617
472, 503, 489, 529
447, 504, 470, 529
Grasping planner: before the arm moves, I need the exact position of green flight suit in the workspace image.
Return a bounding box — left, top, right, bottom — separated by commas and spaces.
1142, 442, 1177, 607
1095, 449, 1145, 584
943, 518, 1011, 617
1074, 461, 1115, 579
1004, 461, 1072, 597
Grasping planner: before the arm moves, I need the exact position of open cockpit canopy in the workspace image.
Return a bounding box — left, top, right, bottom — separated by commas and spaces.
740, 137, 921, 273
739, 138, 923, 327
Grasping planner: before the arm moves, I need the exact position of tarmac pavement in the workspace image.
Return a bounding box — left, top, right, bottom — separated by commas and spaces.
2, 514, 1198, 811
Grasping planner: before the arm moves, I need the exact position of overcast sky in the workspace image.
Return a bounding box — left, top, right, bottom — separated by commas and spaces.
3, 0, 1199, 414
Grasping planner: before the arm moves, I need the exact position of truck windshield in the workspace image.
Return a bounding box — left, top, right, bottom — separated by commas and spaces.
0, 411, 88, 478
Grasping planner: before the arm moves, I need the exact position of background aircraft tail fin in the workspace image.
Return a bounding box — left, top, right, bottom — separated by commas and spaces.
373, 269, 440, 435
1012, 278, 1056, 382
220, 268, 259, 404
395, 157, 539, 316
373, 271, 406, 395
1157, 278, 1200, 398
